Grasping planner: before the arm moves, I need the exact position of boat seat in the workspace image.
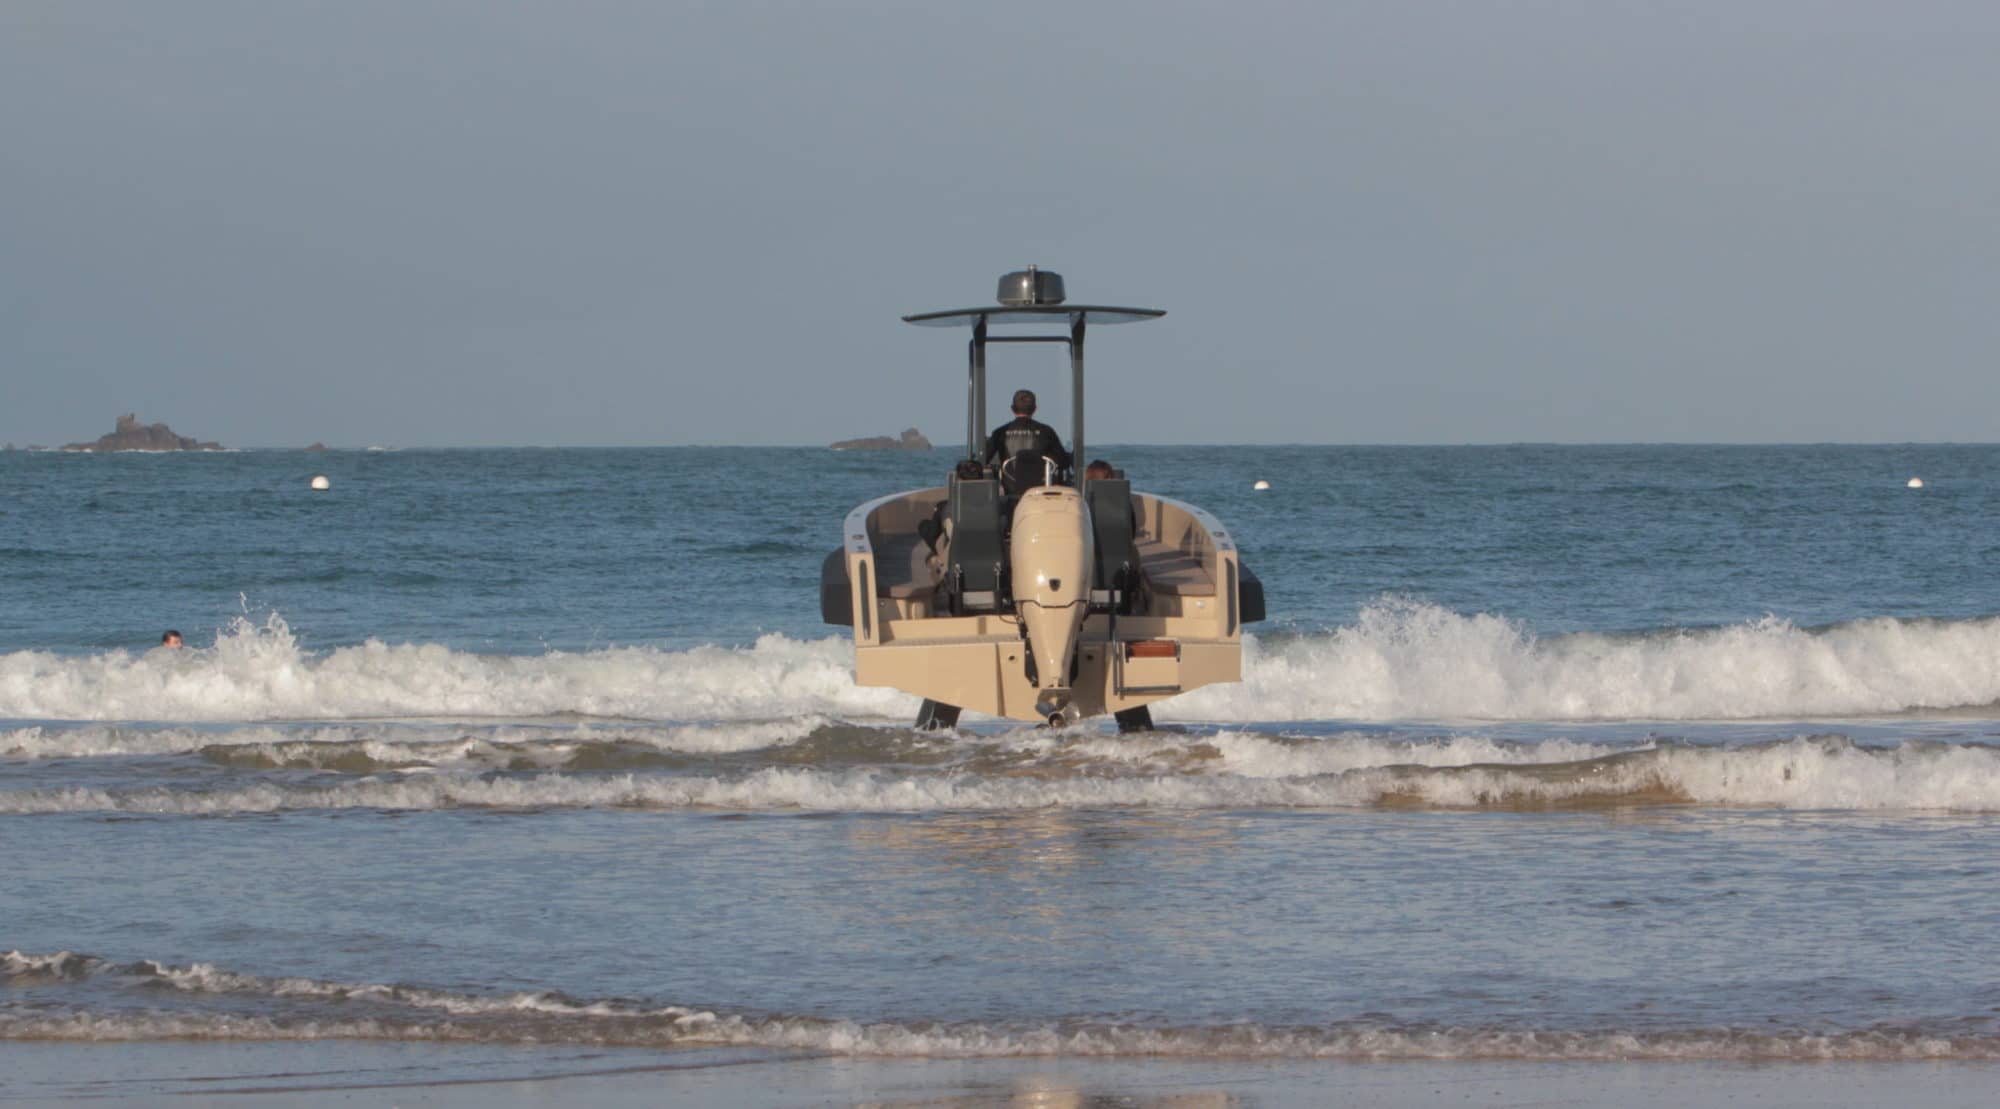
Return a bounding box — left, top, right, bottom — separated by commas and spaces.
1135, 538, 1215, 597
870, 532, 936, 599
947, 478, 1006, 611
1239, 562, 1267, 623
820, 548, 852, 626
1086, 478, 1140, 611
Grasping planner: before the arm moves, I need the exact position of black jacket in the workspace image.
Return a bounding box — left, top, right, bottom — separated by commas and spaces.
984, 416, 1071, 472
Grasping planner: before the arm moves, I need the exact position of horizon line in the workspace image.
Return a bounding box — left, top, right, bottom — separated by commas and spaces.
10, 440, 2000, 452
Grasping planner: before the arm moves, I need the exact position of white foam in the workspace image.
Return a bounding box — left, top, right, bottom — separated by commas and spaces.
1173, 600, 2000, 722
0, 768, 1321, 815
10, 603, 2000, 728
1194, 731, 1621, 778
0, 951, 1990, 1059
0, 950, 92, 981
0, 718, 829, 763
4, 738, 1999, 813
0, 1010, 1984, 1058
955, 729, 1630, 784
14, 719, 1557, 778
0, 614, 909, 723
127, 959, 690, 1019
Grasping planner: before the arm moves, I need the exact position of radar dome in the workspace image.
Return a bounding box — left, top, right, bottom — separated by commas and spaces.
997, 266, 1065, 306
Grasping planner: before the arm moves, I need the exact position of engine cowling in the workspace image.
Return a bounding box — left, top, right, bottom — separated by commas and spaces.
1008, 486, 1094, 722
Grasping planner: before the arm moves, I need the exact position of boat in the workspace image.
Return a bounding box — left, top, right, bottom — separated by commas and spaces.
820, 268, 1265, 730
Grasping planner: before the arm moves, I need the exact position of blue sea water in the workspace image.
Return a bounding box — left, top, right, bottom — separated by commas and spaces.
5, 445, 2000, 1093
7, 444, 1995, 653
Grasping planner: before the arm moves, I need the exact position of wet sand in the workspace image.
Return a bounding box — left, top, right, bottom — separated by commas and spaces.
7, 1043, 2000, 1107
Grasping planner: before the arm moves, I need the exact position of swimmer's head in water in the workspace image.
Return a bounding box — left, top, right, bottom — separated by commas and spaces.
161, 630, 183, 648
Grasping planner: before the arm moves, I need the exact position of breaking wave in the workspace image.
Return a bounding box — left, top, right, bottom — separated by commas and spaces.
5, 735, 2000, 813
0, 613, 906, 723
2, 951, 1992, 1060
6, 603, 2000, 725
1, 719, 1610, 771
1188, 600, 2000, 722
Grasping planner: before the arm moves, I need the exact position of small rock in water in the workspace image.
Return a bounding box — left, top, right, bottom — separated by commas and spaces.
1907, 477, 1924, 489
1253, 480, 1272, 491
64, 413, 222, 452
309, 475, 332, 491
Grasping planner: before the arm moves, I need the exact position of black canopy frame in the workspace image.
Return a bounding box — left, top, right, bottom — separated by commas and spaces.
902, 304, 1164, 484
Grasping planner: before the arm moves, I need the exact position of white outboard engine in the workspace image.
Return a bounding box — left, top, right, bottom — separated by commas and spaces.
1009, 484, 1095, 725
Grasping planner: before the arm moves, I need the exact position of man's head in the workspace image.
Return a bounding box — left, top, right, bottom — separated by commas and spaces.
161, 630, 183, 648
1085, 459, 1114, 481
1011, 389, 1037, 416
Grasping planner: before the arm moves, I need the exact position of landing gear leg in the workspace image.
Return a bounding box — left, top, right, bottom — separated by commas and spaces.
915, 699, 962, 730
1114, 706, 1153, 734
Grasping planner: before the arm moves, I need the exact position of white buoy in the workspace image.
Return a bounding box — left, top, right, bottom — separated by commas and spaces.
1907, 477, 1924, 489
1253, 479, 1271, 491
309, 474, 331, 491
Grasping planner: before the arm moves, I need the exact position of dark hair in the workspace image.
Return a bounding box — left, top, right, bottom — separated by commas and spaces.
1011, 389, 1037, 415
161, 629, 182, 643
1085, 459, 1113, 478
954, 459, 985, 480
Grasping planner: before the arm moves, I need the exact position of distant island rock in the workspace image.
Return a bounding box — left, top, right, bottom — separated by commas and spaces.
304, 442, 329, 452
830, 428, 932, 451
64, 414, 222, 452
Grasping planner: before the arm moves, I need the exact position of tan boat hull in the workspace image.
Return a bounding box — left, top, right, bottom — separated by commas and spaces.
840, 485, 1250, 723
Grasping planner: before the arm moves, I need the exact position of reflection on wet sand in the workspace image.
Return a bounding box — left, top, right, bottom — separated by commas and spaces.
854, 812, 1241, 875
857, 1072, 1236, 1108
847, 811, 1243, 930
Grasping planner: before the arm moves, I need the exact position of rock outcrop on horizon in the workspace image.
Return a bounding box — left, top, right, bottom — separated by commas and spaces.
304, 442, 329, 452
830, 428, 932, 451
64, 414, 222, 452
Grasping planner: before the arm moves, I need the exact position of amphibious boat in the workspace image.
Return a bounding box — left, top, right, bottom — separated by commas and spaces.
820, 269, 1265, 731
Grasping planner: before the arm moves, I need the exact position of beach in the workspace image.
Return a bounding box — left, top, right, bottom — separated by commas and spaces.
9, 1043, 2000, 1106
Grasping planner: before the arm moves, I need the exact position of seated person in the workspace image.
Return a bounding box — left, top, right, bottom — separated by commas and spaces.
984, 389, 1071, 493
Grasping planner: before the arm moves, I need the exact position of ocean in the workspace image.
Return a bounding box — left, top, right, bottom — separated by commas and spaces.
4, 444, 2000, 1103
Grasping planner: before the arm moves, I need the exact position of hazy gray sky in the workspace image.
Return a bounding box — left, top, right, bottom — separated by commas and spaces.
4, 1, 1996, 446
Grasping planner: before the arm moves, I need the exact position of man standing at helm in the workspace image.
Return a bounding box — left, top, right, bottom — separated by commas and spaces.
984, 389, 1072, 486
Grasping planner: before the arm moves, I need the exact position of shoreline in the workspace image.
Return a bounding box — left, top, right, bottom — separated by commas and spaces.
7, 1043, 2000, 1107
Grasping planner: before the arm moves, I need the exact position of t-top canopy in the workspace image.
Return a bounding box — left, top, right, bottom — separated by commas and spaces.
909, 270, 1157, 476
902, 305, 1166, 327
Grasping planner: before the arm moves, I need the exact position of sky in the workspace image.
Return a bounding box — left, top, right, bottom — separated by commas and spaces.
4, 1, 1997, 447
